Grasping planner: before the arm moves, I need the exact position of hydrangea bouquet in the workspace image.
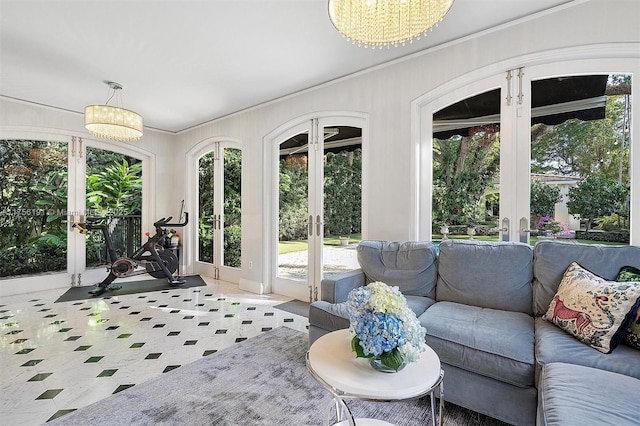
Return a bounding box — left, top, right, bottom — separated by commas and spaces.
346, 281, 427, 372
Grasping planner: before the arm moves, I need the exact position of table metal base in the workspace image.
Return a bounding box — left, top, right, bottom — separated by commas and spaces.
323, 376, 444, 426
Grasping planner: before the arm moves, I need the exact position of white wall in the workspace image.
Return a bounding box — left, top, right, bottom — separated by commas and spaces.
1, 0, 639, 294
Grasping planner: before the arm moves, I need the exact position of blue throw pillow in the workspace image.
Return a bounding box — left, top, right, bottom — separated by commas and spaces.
616, 265, 640, 350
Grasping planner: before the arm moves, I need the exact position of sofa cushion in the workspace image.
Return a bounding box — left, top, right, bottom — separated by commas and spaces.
535, 317, 640, 382
309, 295, 435, 335
542, 262, 640, 353
532, 240, 640, 316
357, 240, 438, 298
419, 301, 535, 388
404, 295, 437, 317
616, 265, 640, 350
308, 301, 350, 333
320, 269, 366, 304
436, 240, 533, 314
538, 362, 640, 426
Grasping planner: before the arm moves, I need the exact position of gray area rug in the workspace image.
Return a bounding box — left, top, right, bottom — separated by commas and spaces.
274, 299, 310, 317
47, 327, 506, 426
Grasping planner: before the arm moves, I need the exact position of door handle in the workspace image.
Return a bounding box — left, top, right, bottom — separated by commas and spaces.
500, 217, 509, 241
316, 215, 322, 237
519, 217, 530, 243
308, 215, 313, 237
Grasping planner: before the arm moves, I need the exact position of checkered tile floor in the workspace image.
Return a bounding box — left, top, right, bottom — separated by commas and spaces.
0, 277, 309, 425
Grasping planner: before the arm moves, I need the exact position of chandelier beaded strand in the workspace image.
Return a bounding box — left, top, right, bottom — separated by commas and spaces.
328, 0, 455, 48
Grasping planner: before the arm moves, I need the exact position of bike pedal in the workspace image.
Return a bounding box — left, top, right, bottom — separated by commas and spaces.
88, 287, 107, 296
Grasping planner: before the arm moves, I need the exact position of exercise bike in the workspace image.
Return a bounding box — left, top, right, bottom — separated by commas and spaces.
73, 212, 188, 296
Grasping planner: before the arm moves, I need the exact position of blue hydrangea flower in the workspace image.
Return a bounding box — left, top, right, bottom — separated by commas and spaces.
347, 282, 426, 365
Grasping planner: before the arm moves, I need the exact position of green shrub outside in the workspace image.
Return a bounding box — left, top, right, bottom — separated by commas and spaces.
0, 240, 66, 277
574, 230, 629, 243
224, 224, 241, 268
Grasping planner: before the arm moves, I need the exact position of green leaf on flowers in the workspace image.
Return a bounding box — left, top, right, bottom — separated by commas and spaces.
380, 348, 404, 371
351, 336, 372, 358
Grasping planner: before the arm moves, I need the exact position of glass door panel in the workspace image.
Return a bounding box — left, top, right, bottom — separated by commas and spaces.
321, 127, 362, 279
196, 143, 242, 279
278, 131, 309, 284
85, 147, 143, 268
223, 147, 241, 268
431, 89, 502, 242
529, 74, 632, 245
0, 140, 68, 278
198, 151, 215, 264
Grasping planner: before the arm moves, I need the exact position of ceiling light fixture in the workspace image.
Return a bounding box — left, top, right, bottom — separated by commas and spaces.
85, 81, 143, 142
328, 0, 455, 48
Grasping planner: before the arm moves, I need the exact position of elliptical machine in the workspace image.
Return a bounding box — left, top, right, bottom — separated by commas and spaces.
73, 212, 188, 296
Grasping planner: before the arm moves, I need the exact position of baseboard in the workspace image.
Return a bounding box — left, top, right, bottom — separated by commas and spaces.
0, 273, 69, 298
239, 277, 266, 294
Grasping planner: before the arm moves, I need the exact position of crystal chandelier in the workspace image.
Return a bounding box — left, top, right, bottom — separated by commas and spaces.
85, 82, 143, 142
328, 0, 455, 48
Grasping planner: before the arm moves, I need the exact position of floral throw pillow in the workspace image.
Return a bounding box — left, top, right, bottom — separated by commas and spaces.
543, 262, 640, 354
616, 265, 640, 350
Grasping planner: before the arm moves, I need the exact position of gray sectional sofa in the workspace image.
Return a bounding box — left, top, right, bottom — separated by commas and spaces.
308, 239, 640, 425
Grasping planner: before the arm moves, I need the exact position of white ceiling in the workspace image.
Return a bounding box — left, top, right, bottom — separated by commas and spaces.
0, 0, 576, 134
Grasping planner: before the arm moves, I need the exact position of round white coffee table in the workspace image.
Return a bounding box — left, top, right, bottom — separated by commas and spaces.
306, 329, 444, 426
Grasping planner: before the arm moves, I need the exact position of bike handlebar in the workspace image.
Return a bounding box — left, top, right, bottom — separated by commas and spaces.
76, 213, 188, 232
154, 212, 189, 228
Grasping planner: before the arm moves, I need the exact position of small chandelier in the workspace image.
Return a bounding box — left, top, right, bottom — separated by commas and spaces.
85, 81, 143, 142
328, 0, 455, 48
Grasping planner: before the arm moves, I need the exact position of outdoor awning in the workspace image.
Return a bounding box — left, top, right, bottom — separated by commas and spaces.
433, 75, 609, 139
279, 126, 363, 157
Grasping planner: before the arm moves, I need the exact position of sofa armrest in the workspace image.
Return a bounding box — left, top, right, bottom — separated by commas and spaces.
321, 269, 365, 303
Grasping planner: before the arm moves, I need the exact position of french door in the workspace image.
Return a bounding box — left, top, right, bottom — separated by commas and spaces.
0, 138, 72, 290
0, 136, 148, 294
272, 116, 363, 302
430, 74, 512, 240
82, 145, 144, 283
523, 67, 632, 244
195, 141, 242, 283
68, 138, 149, 286
427, 61, 635, 245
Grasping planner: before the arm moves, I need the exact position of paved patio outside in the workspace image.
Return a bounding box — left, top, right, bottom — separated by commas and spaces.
278, 243, 359, 281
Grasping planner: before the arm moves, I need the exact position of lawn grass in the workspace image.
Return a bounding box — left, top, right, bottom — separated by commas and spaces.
278, 240, 308, 255
324, 233, 362, 246
279, 234, 363, 254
